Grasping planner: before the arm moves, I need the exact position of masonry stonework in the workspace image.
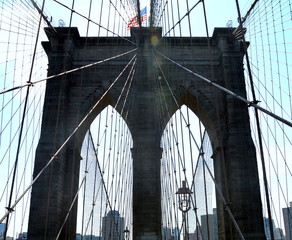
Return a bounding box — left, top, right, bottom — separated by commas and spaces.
28, 27, 265, 240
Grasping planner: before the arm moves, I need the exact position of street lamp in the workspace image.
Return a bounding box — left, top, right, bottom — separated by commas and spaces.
176, 180, 193, 212
123, 227, 130, 240
176, 180, 193, 240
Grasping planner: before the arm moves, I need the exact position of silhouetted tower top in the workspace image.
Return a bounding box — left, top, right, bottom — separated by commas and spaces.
102, 210, 125, 240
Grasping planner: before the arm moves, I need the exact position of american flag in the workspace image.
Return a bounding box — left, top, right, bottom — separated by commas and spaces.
127, 7, 147, 30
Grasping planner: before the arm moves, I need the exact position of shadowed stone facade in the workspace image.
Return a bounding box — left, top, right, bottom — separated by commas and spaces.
28, 27, 265, 240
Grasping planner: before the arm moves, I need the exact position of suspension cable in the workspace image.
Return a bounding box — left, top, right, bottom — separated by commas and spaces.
163, 0, 201, 37
3, 0, 46, 238
0, 48, 138, 95
154, 49, 292, 128
153, 50, 246, 240
52, 0, 137, 45
234, 1, 275, 239
0, 53, 137, 224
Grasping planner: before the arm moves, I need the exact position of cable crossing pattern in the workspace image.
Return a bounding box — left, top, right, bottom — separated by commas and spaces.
0, 0, 291, 240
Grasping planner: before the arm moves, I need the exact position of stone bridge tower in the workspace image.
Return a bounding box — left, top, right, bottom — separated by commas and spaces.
28, 27, 265, 240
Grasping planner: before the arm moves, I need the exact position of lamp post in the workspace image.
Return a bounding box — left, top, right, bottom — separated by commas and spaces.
176, 181, 192, 240
123, 227, 130, 240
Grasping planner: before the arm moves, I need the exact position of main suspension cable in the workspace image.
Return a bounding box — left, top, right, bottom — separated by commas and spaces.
154, 49, 292, 128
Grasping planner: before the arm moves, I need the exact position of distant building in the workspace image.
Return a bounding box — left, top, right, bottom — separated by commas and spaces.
188, 232, 198, 240
76, 233, 101, 240
162, 226, 172, 240
201, 214, 213, 240
212, 209, 218, 240
200, 209, 218, 240
84, 235, 102, 240
173, 227, 179, 240
0, 223, 5, 238
76, 233, 82, 240
283, 202, 292, 240
102, 210, 125, 240
263, 217, 276, 240
192, 226, 202, 240
17, 232, 28, 240
274, 227, 285, 240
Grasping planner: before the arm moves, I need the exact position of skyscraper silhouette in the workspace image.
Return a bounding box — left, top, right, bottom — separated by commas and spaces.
102, 210, 125, 240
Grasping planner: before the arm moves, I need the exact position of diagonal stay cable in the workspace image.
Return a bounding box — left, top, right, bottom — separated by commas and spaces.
94, 58, 137, 218
79, 131, 101, 237
0, 53, 137, 224
3, 0, 46, 238
56, 160, 92, 240
29, 0, 57, 33
154, 50, 246, 240
155, 54, 210, 239
235, 1, 275, 238
242, 0, 259, 24
154, 49, 292, 128
246, 65, 291, 120
201, 150, 246, 240
53, 0, 137, 45
57, 128, 112, 240
108, 0, 129, 26
0, 48, 138, 95
163, 0, 201, 37
154, 0, 169, 30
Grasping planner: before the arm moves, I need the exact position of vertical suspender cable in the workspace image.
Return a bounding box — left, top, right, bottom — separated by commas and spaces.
200, 123, 210, 240
98, 0, 105, 36
234, 1, 274, 239
201, 0, 233, 236
169, 0, 175, 37
3, 1, 46, 239
175, 0, 182, 37
69, 0, 75, 26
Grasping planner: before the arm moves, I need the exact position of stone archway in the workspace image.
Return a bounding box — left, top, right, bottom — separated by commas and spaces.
28, 27, 265, 240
